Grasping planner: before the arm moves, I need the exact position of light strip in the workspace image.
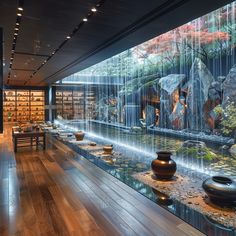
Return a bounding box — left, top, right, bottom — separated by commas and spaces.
25, 0, 106, 85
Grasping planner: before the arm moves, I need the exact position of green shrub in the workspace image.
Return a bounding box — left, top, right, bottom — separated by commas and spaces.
221, 102, 236, 136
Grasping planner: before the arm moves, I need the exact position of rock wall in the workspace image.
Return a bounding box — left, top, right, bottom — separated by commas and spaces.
222, 64, 236, 107
186, 58, 214, 131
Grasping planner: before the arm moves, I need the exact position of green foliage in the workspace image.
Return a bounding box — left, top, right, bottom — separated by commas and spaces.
221, 102, 236, 135
176, 146, 217, 161
213, 104, 223, 115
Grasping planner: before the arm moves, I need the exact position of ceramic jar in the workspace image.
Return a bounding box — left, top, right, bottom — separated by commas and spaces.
103, 145, 113, 155
202, 176, 236, 204
151, 151, 176, 180
74, 131, 85, 141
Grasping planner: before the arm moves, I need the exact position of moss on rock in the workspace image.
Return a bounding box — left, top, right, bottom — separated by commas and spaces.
176, 146, 217, 161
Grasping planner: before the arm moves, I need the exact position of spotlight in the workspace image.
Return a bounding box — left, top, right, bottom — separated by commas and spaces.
15, 27, 19, 30
16, 22, 20, 26
17, 13, 22, 16
83, 18, 88, 22
18, 7, 23, 11
91, 7, 97, 12
14, 32, 18, 35
66, 36, 71, 39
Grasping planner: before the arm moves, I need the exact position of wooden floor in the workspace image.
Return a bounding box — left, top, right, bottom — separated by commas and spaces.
0, 125, 205, 236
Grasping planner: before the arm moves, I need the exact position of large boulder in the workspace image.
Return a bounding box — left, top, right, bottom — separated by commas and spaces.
186, 58, 214, 131
169, 101, 185, 130
158, 74, 186, 128
159, 74, 186, 95
222, 64, 236, 107
216, 76, 226, 84
230, 144, 236, 158
158, 91, 172, 128
182, 140, 206, 149
145, 105, 156, 126
203, 81, 222, 130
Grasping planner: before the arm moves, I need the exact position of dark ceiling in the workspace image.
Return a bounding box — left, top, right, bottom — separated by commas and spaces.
0, 0, 234, 86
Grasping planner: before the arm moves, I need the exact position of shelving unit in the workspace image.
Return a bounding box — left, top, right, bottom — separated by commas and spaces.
3, 89, 45, 123
85, 90, 96, 119
3, 90, 17, 122
16, 90, 30, 122
30, 90, 45, 121
55, 88, 96, 120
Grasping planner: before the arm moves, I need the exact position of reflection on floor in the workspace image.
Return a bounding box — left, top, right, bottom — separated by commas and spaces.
0, 125, 203, 236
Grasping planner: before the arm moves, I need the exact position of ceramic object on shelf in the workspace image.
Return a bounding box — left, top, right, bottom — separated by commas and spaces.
74, 131, 85, 141
202, 176, 236, 204
103, 144, 113, 155
89, 142, 97, 146
151, 151, 176, 180
23, 126, 33, 132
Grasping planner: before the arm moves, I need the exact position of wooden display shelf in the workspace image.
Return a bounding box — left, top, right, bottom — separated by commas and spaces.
3, 89, 45, 123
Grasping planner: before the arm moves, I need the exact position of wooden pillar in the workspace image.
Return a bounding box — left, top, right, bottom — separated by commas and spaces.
0, 28, 3, 133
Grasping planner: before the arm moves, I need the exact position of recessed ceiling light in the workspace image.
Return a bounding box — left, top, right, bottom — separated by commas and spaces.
83, 18, 88, 22
17, 13, 22, 16
66, 36, 71, 39
15, 27, 19, 30
14, 32, 18, 35
18, 7, 23, 11
91, 7, 97, 12
16, 22, 20, 25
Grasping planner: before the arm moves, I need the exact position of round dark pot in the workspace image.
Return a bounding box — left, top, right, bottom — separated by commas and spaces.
74, 132, 85, 141
151, 151, 176, 180
103, 145, 113, 155
202, 176, 236, 204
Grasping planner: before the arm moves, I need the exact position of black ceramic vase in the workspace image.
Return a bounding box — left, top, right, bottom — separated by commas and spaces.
151, 151, 176, 180
202, 176, 236, 204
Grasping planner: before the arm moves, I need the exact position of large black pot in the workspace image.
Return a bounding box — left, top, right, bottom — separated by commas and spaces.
151, 151, 176, 180
202, 176, 236, 204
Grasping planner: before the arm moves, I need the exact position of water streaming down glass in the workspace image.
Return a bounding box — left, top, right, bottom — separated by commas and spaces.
57, 1, 236, 178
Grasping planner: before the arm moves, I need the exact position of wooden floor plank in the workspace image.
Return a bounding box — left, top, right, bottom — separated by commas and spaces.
0, 125, 205, 236
51, 138, 191, 235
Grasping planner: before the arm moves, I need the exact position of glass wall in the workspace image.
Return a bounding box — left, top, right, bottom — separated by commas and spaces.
55, 2, 236, 235
59, 1, 236, 173
63, 1, 236, 132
